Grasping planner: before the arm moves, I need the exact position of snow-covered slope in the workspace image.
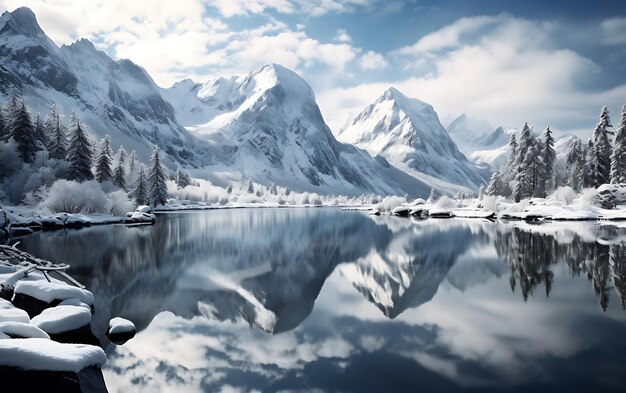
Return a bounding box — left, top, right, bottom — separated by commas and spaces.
336, 88, 488, 191
445, 114, 496, 153
165, 65, 433, 197
0, 7, 206, 165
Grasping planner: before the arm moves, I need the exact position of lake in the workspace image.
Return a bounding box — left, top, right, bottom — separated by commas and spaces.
16, 208, 626, 392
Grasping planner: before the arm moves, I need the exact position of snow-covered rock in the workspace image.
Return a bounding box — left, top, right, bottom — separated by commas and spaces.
106, 317, 136, 345
0, 338, 106, 373
0, 298, 30, 324
391, 205, 411, 217
0, 321, 49, 339
14, 281, 94, 306
337, 87, 488, 192
31, 303, 92, 335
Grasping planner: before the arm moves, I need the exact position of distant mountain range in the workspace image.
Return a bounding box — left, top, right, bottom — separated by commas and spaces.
2, 6, 580, 197
337, 88, 488, 192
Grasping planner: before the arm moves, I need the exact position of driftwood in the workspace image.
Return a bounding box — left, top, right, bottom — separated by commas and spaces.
0, 243, 84, 289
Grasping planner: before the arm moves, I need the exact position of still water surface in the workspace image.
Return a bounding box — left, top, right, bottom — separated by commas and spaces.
18, 208, 626, 392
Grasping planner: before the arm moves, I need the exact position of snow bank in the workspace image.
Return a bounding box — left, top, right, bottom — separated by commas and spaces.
14, 281, 94, 305
0, 338, 106, 373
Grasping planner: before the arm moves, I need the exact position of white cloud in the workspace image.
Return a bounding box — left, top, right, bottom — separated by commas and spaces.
395, 15, 498, 55
601, 17, 626, 46
320, 15, 626, 134
0, 0, 362, 87
334, 28, 352, 43
207, 0, 382, 18
358, 50, 387, 70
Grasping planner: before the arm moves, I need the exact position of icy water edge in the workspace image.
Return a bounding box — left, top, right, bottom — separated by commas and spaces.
17, 208, 626, 393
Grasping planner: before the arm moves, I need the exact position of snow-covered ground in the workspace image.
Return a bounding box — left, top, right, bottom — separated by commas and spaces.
364, 186, 626, 222
1, 205, 155, 237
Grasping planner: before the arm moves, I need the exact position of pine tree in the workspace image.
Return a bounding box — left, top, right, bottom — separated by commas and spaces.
175, 168, 191, 189
112, 146, 128, 190
541, 126, 556, 195
44, 104, 67, 160
66, 113, 94, 181
582, 140, 595, 188
247, 179, 254, 194
33, 113, 46, 149
485, 169, 506, 196
512, 123, 534, 201
8, 99, 37, 163
566, 139, 584, 191
610, 105, 626, 184
148, 147, 168, 206
131, 167, 148, 206
0, 105, 6, 141
590, 106, 613, 187
95, 135, 113, 183
2, 95, 20, 142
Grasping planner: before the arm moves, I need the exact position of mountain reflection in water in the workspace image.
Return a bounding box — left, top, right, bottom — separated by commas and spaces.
17, 209, 626, 393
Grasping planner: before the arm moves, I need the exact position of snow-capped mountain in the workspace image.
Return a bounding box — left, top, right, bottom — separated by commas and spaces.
445, 113, 517, 167
446, 113, 497, 153
0, 7, 206, 165
165, 65, 432, 197
336, 87, 489, 191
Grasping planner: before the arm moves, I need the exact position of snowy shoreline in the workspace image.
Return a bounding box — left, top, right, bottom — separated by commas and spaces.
1, 205, 155, 238
0, 244, 132, 391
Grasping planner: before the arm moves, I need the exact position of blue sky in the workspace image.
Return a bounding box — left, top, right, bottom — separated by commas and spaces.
1, 0, 626, 134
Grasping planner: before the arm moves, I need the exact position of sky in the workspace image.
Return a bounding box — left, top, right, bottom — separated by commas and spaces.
1, 0, 626, 135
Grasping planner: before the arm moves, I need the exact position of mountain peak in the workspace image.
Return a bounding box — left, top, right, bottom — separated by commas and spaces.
377, 87, 430, 113
0, 7, 45, 37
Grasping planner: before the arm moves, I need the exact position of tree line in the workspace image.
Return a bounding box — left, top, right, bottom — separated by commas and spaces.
0, 94, 191, 207
486, 105, 626, 201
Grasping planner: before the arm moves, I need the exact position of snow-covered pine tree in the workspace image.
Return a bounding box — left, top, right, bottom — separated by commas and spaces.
33, 113, 46, 149
512, 123, 534, 201
117, 145, 127, 166
95, 135, 113, 183
582, 140, 595, 188
66, 113, 94, 181
590, 106, 613, 187
44, 103, 67, 160
527, 139, 544, 197
113, 151, 127, 191
566, 139, 584, 191
148, 147, 168, 207
610, 105, 626, 184
175, 167, 191, 189
128, 150, 137, 175
131, 166, 148, 206
8, 99, 37, 163
485, 169, 506, 196
226, 184, 233, 194
0, 104, 5, 140
2, 95, 20, 142
541, 126, 556, 195
247, 179, 254, 194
